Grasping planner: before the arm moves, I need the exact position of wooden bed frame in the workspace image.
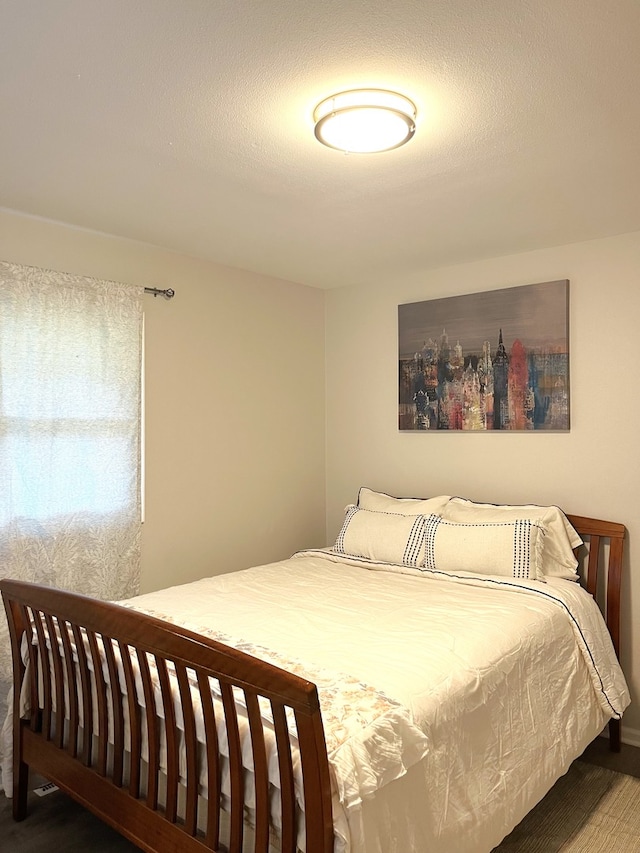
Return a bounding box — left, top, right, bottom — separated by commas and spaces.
0, 514, 626, 853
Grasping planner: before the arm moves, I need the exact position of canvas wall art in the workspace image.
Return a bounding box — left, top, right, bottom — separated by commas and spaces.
398, 280, 569, 431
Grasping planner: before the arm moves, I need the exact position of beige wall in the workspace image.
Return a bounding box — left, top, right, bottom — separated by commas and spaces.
325, 230, 640, 739
0, 209, 326, 593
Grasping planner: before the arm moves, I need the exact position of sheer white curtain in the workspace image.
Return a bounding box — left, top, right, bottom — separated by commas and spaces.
0, 260, 143, 790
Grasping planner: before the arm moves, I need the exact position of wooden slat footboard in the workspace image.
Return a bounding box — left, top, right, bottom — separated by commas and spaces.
0, 579, 334, 853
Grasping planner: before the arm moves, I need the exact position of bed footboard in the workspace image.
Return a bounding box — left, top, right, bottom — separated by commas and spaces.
1, 579, 334, 853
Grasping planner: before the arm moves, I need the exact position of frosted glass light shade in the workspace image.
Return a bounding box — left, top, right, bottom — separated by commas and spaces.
313, 89, 416, 153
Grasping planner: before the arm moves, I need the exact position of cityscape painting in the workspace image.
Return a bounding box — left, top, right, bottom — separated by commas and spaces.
399, 280, 569, 431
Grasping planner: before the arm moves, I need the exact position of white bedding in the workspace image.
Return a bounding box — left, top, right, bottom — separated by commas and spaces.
115, 549, 629, 853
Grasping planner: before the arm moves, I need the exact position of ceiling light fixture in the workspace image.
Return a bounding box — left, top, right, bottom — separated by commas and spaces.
313, 89, 416, 154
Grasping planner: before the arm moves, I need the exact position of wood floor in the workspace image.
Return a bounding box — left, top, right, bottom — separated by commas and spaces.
1, 737, 639, 853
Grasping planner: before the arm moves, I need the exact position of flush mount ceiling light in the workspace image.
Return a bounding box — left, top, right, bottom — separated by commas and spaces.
313, 89, 416, 153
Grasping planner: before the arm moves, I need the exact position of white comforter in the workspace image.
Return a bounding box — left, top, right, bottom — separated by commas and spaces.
116, 549, 629, 853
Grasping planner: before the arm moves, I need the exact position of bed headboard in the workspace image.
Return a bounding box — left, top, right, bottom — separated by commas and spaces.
566, 515, 626, 752
566, 514, 625, 660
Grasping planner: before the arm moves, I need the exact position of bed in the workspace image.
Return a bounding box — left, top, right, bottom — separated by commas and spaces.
0, 491, 631, 853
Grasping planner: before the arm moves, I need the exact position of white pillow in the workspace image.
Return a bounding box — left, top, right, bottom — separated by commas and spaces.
333, 506, 427, 567
357, 487, 451, 516
441, 498, 581, 580
423, 514, 545, 580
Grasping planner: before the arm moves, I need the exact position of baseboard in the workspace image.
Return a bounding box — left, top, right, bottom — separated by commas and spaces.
622, 726, 640, 749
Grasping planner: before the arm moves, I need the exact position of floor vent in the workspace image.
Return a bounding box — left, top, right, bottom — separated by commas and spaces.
33, 782, 59, 797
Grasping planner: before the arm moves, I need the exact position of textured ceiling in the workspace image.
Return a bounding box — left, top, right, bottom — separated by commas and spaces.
1, 0, 639, 289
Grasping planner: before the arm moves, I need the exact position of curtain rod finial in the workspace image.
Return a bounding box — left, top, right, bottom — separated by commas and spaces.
144, 287, 175, 299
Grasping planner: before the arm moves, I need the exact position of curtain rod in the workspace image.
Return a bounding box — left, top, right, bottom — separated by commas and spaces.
144, 287, 175, 299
